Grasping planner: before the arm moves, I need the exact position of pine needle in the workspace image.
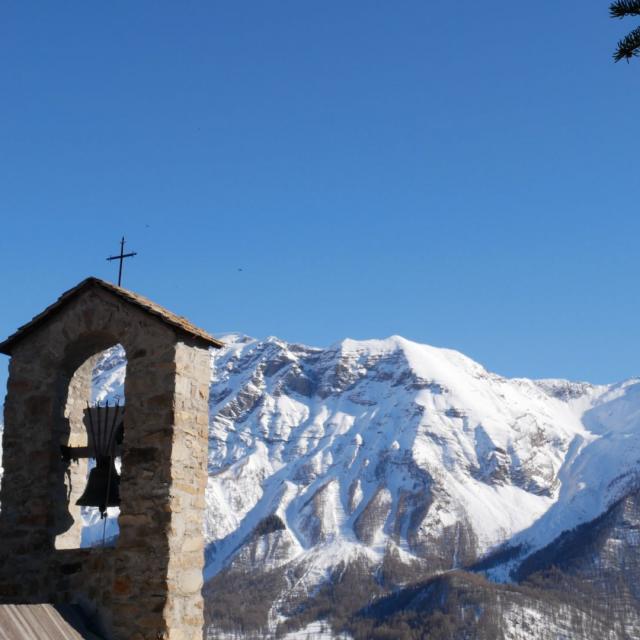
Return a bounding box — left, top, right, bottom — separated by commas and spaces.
613, 25, 640, 61
610, 0, 640, 18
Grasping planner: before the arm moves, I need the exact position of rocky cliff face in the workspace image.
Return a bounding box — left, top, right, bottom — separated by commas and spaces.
6, 333, 639, 638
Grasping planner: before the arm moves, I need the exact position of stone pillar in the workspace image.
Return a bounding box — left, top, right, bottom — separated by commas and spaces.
0, 341, 60, 602
107, 339, 211, 640
55, 354, 97, 550
164, 342, 211, 639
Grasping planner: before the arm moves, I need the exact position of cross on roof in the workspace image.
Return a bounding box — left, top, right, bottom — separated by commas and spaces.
106, 236, 137, 287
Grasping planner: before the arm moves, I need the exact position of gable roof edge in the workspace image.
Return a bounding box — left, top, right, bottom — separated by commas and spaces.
0, 277, 224, 355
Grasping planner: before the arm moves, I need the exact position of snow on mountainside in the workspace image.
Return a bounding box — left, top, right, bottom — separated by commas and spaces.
202, 334, 640, 581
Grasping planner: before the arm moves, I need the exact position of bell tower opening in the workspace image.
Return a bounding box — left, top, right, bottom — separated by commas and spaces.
54, 341, 127, 551
81, 344, 127, 548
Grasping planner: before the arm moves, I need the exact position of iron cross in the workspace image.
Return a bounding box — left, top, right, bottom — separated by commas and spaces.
106, 236, 137, 287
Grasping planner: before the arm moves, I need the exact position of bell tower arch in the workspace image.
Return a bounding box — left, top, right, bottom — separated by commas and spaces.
0, 277, 222, 640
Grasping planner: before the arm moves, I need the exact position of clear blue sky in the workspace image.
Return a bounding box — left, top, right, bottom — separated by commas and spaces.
1, 2, 639, 392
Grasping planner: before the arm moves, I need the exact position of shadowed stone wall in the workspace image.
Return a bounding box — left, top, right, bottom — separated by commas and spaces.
55, 353, 98, 550
0, 285, 212, 640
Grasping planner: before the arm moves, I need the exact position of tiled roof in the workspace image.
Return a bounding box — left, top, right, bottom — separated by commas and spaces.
0, 277, 224, 355
0, 604, 103, 639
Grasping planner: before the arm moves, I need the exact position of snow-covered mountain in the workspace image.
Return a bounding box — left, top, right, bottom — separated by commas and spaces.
4, 334, 640, 638
201, 335, 640, 577
203, 334, 640, 638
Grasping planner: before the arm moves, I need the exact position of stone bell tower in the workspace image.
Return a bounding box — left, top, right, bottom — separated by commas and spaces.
0, 277, 222, 640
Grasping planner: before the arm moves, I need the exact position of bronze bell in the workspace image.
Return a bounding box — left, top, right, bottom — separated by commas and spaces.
76, 455, 120, 517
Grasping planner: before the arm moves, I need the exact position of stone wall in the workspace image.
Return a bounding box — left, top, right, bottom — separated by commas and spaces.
55, 353, 97, 550
0, 285, 212, 640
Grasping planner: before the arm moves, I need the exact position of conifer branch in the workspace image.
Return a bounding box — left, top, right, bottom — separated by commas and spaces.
613, 25, 640, 61
610, 0, 640, 19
